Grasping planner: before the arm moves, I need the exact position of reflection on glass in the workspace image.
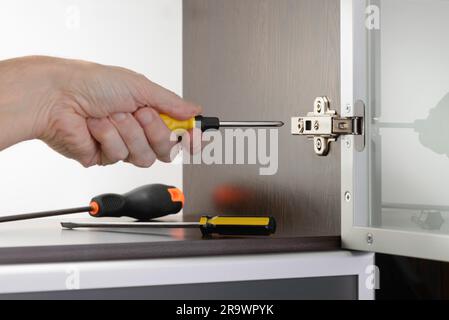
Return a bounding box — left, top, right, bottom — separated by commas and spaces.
367, 0, 449, 233
377, 93, 449, 158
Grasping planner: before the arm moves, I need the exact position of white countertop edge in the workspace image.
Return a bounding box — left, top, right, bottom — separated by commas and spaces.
0, 250, 374, 299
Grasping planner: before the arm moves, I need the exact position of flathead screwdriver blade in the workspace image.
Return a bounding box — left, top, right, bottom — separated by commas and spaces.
61, 221, 200, 229
219, 121, 284, 128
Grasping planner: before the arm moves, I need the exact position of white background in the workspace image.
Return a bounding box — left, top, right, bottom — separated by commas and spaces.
0, 0, 183, 217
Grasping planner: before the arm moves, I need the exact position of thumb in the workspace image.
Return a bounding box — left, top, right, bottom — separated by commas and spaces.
135, 76, 202, 120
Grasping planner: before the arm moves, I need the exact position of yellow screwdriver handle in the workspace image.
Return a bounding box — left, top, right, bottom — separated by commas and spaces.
198, 216, 276, 236
160, 114, 196, 131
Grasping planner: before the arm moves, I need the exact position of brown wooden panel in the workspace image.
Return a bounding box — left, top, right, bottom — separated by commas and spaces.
183, 0, 341, 236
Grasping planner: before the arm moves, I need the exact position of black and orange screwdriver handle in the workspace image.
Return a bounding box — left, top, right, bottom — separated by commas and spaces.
89, 184, 184, 220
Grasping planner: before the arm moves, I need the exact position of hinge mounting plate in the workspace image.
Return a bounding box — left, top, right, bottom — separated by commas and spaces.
291, 96, 365, 156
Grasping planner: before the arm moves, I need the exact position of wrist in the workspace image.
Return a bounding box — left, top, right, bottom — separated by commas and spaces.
0, 56, 67, 149
0, 88, 25, 150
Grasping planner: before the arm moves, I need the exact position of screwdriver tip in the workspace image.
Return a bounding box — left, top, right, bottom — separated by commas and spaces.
264, 121, 284, 127
61, 222, 75, 229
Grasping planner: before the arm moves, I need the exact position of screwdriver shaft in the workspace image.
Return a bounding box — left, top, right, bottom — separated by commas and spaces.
219, 121, 284, 128
62, 221, 200, 229
0, 206, 92, 223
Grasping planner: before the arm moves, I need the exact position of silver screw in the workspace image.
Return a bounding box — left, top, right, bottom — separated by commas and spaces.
298, 121, 304, 133
314, 120, 319, 131
345, 138, 351, 149
344, 191, 351, 202
367, 233, 374, 245
345, 104, 351, 114
316, 102, 322, 113
316, 139, 322, 151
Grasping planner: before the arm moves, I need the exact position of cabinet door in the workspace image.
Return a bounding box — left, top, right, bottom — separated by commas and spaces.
342, 0, 449, 261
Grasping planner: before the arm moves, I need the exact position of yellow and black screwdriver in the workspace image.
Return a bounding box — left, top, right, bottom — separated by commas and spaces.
160, 115, 284, 132
61, 216, 276, 237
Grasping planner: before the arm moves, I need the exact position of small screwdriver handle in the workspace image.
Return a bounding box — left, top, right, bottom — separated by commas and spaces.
199, 216, 276, 236
160, 114, 196, 131
89, 184, 184, 220
160, 114, 220, 132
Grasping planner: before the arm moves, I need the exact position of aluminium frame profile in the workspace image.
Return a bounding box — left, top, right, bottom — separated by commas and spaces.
340, 0, 449, 262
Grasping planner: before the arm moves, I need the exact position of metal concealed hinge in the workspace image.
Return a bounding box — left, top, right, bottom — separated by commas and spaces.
291, 96, 365, 156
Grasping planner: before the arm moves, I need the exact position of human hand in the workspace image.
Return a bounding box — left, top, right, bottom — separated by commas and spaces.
0, 56, 201, 167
